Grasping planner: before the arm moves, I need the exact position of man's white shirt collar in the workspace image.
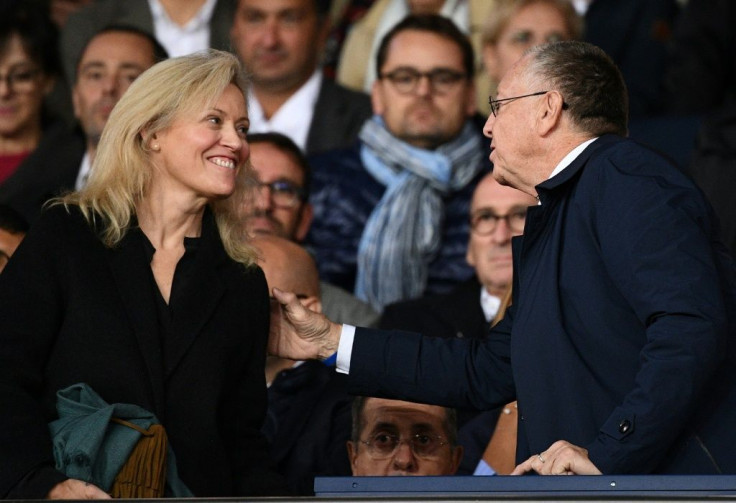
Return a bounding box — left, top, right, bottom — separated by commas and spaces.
547, 137, 598, 180
148, 0, 216, 57
247, 70, 323, 152
480, 288, 502, 322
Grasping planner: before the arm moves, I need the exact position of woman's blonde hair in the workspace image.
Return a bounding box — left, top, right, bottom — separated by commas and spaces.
482, 0, 583, 46
59, 49, 258, 265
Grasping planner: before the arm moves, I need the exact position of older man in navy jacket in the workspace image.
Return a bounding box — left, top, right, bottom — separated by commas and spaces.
270, 40, 736, 476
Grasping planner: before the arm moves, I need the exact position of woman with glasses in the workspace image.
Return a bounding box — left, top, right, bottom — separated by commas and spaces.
0, 3, 59, 187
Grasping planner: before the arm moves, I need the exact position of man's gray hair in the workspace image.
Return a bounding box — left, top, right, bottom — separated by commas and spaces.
525, 41, 628, 137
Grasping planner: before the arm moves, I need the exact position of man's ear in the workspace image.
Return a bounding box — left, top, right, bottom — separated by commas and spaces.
294, 203, 313, 242
537, 90, 566, 136
346, 441, 359, 475
464, 80, 477, 117
371, 79, 385, 116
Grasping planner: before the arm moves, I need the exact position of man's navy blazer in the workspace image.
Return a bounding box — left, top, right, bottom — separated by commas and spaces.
347, 135, 736, 474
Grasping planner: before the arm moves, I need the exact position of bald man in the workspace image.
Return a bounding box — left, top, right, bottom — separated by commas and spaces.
253, 235, 352, 495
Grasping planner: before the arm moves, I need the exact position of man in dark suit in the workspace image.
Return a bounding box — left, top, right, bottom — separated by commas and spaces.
0, 26, 166, 225
230, 0, 372, 155
255, 234, 353, 495
270, 40, 736, 475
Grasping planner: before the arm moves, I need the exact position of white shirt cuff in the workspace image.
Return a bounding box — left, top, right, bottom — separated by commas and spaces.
336, 324, 356, 374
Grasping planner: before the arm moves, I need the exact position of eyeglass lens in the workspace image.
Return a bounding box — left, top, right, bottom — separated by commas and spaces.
382, 68, 466, 95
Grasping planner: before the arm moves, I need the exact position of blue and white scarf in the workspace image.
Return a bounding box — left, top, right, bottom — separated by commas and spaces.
355, 115, 483, 310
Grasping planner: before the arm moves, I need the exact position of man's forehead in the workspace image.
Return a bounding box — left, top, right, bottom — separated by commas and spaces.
250, 143, 305, 182
383, 30, 464, 70
364, 400, 446, 426
79, 33, 154, 66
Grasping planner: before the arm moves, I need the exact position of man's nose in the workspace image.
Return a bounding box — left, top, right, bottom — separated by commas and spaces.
492, 217, 514, 243
254, 184, 273, 210
483, 113, 495, 139
391, 441, 418, 471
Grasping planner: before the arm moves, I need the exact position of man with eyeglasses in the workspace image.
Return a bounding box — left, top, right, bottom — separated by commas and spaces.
381, 172, 537, 341
270, 40, 736, 477
245, 132, 380, 328
307, 14, 488, 312
0, 26, 167, 224
347, 396, 463, 476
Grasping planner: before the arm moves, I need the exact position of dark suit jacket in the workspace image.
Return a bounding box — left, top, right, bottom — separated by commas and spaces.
0, 123, 84, 225
264, 361, 352, 495
305, 79, 372, 156
60, 0, 235, 81
379, 277, 488, 341
584, 0, 679, 117
0, 205, 284, 497
347, 135, 736, 474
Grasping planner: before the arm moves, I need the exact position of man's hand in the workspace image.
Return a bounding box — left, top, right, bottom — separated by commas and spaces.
47, 479, 110, 499
268, 287, 342, 360
511, 440, 602, 475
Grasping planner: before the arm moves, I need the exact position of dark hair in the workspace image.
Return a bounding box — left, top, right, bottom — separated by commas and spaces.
375, 14, 475, 80
313, 0, 331, 18
0, 205, 29, 235
247, 132, 311, 201
350, 396, 459, 447
74, 25, 169, 83
0, 2, 61, 77
526, 41, 628, 136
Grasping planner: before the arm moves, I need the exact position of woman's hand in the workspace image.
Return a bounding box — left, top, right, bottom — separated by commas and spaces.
511, 440, 602, 475
47, 479, 111, 499
268, 287, 342, 361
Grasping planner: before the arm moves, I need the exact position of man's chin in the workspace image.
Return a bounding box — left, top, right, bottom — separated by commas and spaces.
246, 219, 287, 239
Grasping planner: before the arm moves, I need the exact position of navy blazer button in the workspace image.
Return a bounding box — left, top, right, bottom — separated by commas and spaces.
618, 419, 631, 433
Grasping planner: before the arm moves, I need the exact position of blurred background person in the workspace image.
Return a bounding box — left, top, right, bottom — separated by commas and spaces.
337, 0, 495, 114
230, 0, 371, 155
481, 0, 581, 102
307, 15, 488, 311
61, 0, 235, 84
0, 26, 167, 226
245, 132, 380, 326
0, 3, 60, 190
255, 234, 353, 495
575, 0, 679, 118
347, 396, 463, 476
0, 50, 285, 498
0, 203, 27, 274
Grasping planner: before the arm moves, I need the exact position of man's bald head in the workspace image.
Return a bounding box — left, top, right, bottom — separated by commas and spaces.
254, 234, 320, 299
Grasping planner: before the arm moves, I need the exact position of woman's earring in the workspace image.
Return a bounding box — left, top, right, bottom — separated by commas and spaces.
151, 143, 159, 151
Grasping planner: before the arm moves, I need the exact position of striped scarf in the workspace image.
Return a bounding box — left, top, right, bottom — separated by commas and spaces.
355, 115, 483, 310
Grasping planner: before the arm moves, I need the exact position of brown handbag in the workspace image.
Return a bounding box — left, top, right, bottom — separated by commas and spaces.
109, 418, 168, 498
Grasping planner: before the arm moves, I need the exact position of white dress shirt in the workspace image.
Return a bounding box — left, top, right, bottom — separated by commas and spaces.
247, 71, 322, 152
148, 0, 217, 57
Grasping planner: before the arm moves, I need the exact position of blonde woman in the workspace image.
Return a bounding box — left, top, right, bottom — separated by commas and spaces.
0, 50, 284, 498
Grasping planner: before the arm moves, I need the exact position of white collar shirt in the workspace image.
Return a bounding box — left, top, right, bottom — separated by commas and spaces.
148, 0, 217, 57
247, 70, 323, 152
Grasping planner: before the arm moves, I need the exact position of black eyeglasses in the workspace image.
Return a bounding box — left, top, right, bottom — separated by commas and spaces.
488, 91, 568, 116
255, 180, 305, 208
470, 208, 528, 235
359, 432, 448, 459
0, 67, 41, 93
379, 68, 467, 95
